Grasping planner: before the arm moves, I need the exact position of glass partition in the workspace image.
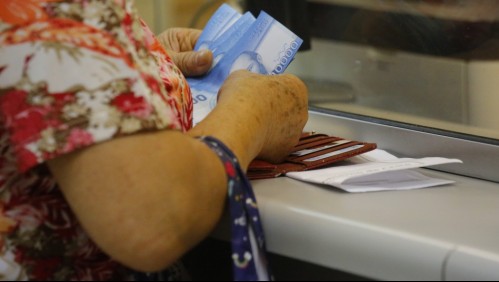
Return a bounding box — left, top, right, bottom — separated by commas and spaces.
286, 0, 499, 142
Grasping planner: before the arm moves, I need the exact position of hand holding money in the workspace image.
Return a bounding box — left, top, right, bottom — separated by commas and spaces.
157, 28, 214, 76
189, 4, 304, 124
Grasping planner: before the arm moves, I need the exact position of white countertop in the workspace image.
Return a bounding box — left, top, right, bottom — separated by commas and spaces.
213, 169, 499, 280
242, 171, 499, 281
213, 113, 499, 280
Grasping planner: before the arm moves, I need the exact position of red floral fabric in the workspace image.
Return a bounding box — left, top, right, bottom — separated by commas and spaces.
0, 0, 192, 280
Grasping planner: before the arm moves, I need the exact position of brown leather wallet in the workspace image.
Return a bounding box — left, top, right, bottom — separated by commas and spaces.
247, 132, 377, 179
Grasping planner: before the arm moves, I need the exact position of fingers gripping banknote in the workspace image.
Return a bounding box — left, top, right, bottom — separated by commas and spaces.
187, 4, 303, 125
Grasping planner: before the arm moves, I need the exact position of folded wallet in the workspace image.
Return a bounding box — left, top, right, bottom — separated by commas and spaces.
247, 132, 377, 179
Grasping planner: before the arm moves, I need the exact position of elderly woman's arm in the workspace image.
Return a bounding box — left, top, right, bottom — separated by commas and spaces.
47, 70, 308, 272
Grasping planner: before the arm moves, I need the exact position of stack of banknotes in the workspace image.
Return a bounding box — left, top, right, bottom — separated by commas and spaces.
188, 4, 303, 124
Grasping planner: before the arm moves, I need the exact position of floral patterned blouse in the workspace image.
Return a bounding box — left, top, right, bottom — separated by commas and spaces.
0, 0, 192, 280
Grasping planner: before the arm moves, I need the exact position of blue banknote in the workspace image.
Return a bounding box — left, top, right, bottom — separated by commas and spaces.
194, 4, 241, 51
190, 7, 303, 125
208, 12, 256, 69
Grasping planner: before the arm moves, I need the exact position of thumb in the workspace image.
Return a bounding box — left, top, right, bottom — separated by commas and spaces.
171, 50, 213, 77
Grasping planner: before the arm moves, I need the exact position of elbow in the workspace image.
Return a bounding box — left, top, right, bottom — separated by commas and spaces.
111, 232, 187, 272
103, 201, 220, 272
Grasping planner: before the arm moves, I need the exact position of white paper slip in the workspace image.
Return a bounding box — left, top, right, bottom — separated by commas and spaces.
286, 150, 462, 193
317, 170, 454, 193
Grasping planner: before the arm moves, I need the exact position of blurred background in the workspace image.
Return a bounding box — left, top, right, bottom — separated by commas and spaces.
135, 0, 241, 33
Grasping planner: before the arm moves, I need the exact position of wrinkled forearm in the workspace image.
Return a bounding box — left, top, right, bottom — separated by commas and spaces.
48, 130, 229, 272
